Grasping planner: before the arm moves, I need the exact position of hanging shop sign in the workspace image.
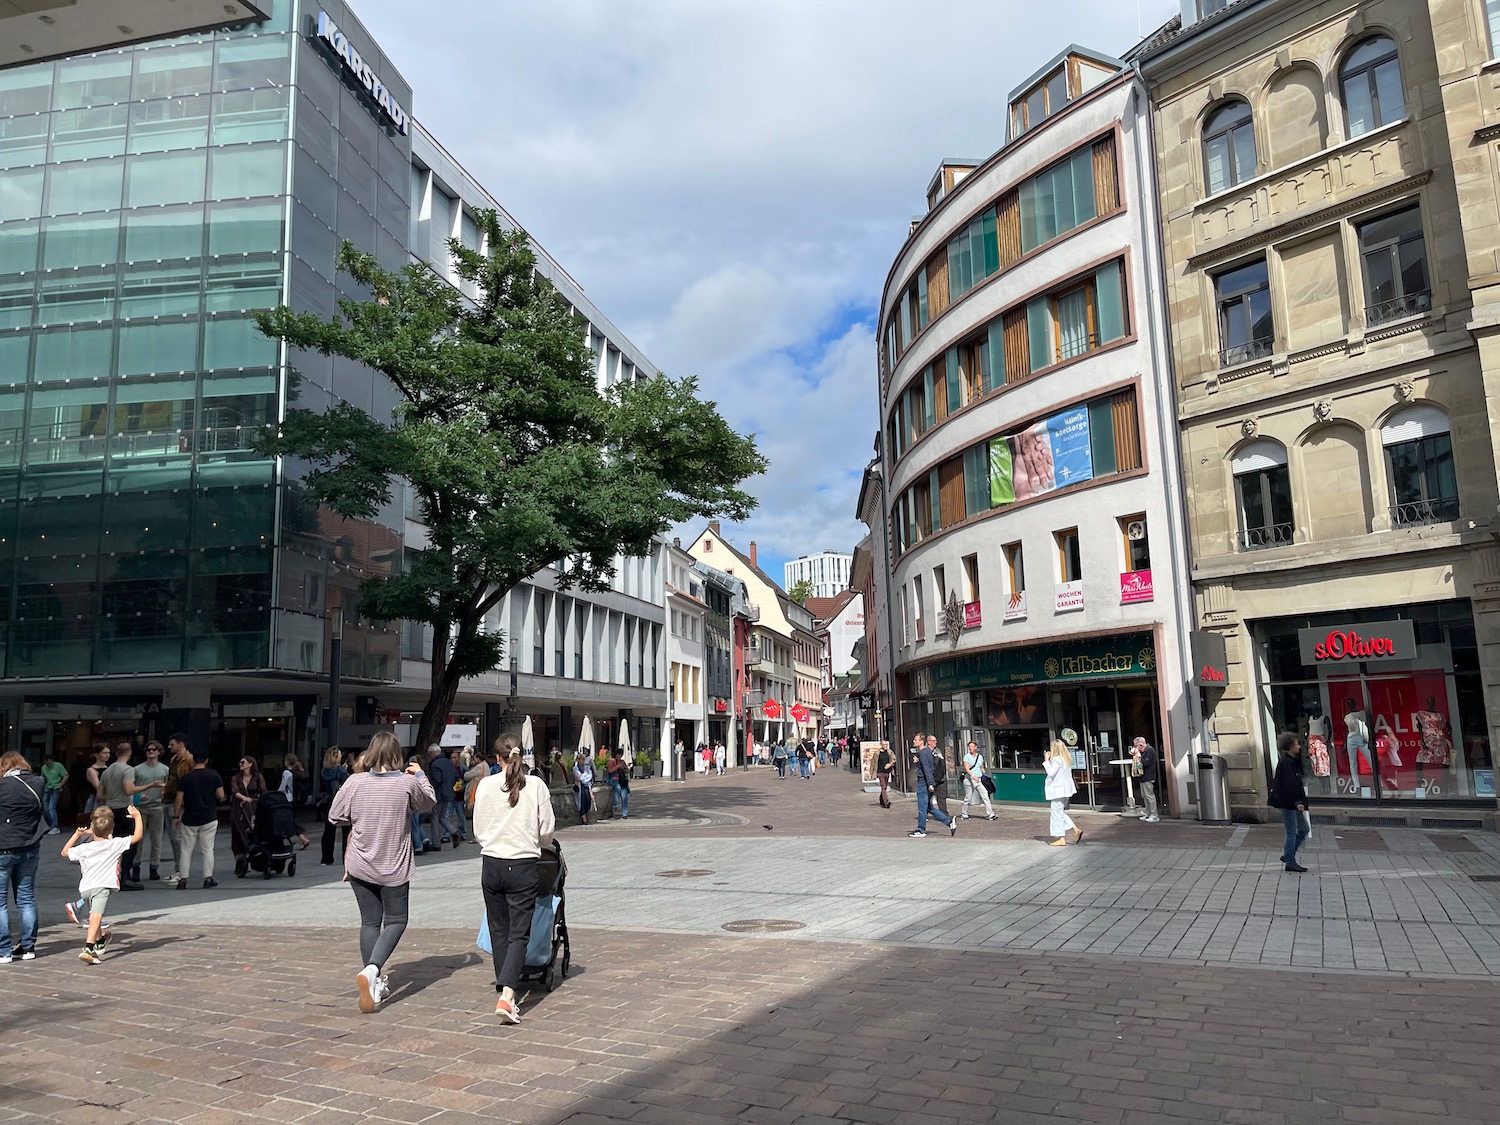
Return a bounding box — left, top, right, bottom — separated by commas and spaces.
712, 698, 728, 713
314, 11, 411, 135
1190, 631, 1229, 687
1003, 590, 1027, 621
761, 698, 782, 719
1055, 580, 1084, 613
790, 704, 811, 724
963, 601, 982, 628
1297, 619, 1415, 665
1119, 569, 1154, 604
912, 632, 1156, 696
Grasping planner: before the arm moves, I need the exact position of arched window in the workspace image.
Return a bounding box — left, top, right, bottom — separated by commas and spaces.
1232, 440, 1293, 550
1203, 100, 1256, 194
1340, 36, 1404, 138
1381, 406, 1457, 525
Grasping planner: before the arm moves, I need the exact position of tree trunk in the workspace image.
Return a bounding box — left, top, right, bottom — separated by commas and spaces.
414, 673, 461, 756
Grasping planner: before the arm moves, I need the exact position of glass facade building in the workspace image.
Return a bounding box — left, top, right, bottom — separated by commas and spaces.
0, 3, 531, 773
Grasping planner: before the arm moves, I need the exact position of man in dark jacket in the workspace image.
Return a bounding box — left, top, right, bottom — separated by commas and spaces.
1269, 731, 1311, 873
1132, 737, 1161, 822
0, 753, 48, 960
908, 734, 957, 839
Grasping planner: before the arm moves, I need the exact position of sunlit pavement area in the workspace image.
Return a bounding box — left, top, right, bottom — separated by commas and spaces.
8, 767, 1500, 1124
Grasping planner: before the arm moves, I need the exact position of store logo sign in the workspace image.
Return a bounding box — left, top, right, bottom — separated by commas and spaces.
1297, 619, 1415, 665
1119, 569, 1154, 604
315, 12, 410, 136
1055, 580, 1084, 614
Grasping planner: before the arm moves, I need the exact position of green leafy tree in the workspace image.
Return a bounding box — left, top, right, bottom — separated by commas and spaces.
789, 578, 815, 605
255, 211, 766, 752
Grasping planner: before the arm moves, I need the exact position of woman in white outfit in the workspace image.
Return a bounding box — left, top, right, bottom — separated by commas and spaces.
1044, 740, 1082, 846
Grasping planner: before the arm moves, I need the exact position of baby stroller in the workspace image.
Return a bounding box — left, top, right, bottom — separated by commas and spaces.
519, 839, 571, 991
237, 790, 298, 879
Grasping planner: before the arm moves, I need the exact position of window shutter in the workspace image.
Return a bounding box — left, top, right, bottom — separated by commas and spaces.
1002, 308, 1028, 382
981, 207, 999, 276
986, 319, 1006, 391
1095, 260, 1125, 342
1088, 397, 1116, 475
927, 247, 949, 320
1072, 146, 1097, 225
1111, 390, 1140, 471
1092, 135, 1118, 213
938, 458, 965, 528
945, 348, 962, 414
997, 191, 1022, 268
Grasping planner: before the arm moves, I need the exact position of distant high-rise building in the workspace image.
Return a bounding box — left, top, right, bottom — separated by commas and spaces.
785, 551, 852, 599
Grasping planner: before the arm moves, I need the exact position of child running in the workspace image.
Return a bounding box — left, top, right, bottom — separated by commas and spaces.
62, 805, 142, 964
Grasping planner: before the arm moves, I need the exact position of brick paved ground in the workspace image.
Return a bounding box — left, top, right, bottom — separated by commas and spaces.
10, 766, 1500, 1123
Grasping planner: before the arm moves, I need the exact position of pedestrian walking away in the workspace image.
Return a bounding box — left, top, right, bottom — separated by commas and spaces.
1132, 736, 1160, 822
39, 752, 66, 835
63, 804, 141, 964
1044, 740, 1081, 846
130, 742, 171, 881
319, 746, 351, 865
772, 740, 788, 779
428, 745, 467, 847
473, 735, 556, 1024
328, 730, 436, 1014
572, 752, 595, 825
958, 739, 998, 821
908, 734, 956, 838
876, 743, 894, 809
1269, 731, 1312, 873
605, 748, 630, 819
0, 751, 46, 962
173, 745, 225, 888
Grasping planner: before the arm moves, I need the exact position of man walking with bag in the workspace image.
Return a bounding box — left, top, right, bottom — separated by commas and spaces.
958, 739, 998, 821
908, 734, 957, 839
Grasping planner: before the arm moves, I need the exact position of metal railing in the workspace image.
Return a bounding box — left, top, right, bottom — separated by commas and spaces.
1390, 496, 1458, 527
1366, 289, 1431, 327
1220, 337, 1274, 368
1237, 522, 1294, 551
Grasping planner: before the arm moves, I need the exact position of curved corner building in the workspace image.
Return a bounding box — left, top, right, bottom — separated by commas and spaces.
876, 45, 1199, 816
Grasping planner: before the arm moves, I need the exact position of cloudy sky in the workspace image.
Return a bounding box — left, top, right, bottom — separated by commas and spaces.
351, 0, 1179, 585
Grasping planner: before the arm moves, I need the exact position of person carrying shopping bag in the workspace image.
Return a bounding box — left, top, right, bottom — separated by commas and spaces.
1044, 740, 1083, 846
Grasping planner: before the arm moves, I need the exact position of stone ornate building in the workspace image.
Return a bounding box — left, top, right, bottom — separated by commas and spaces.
1133, 0, 1500, 824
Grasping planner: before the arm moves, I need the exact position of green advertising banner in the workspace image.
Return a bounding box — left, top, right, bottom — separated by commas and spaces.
911, 632, 1156, 696
989, 438, 1015, 505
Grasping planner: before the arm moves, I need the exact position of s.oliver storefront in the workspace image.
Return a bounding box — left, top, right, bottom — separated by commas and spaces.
906, 631, 1167, 811
1255, 600, 1492, 806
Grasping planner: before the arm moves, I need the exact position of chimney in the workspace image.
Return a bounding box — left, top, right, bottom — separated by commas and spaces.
708, 520, 721, 534
749, 541, 757, 567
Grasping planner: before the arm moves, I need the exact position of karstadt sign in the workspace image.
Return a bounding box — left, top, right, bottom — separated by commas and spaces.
314, 11, 410, 135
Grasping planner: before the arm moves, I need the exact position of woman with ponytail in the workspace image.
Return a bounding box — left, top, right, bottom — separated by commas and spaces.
473, 734, 555, 1024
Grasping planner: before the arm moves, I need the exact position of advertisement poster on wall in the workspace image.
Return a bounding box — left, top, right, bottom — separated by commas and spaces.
989, 407, 1094, 506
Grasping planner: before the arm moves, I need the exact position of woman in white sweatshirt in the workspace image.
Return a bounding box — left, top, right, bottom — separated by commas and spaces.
1043, 740, 1082, 847
473, 734, 556, 1024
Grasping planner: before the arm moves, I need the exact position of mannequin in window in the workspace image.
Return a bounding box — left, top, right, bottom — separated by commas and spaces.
1344, 699, 1371, 784
1413, 697, 1451, 795
1306, 711, 1331, 794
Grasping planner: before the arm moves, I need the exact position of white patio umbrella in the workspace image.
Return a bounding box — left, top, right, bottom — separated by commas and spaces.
520, 715, 535, 770
578, 715, 596, 756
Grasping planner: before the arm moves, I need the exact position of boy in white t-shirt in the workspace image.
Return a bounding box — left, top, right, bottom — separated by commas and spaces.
62, 805, 142, 964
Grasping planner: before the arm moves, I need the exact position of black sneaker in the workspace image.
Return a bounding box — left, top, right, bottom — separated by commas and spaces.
149, 866, 160, 881
121, 881, 144, 891
202, 878, 218, 888
1285, 863, 1308, 873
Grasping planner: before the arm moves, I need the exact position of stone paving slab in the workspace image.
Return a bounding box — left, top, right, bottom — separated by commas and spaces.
8, 923, 1500, 1125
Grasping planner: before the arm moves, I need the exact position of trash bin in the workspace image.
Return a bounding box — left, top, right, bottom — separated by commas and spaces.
1196, 752, 1231, 826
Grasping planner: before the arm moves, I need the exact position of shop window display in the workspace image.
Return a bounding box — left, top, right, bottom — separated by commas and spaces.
1258, 601, 1492, 802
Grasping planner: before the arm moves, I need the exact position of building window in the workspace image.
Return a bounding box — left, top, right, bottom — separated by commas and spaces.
1018, 145, 1097, 253
1232, 440, 1294, 550
1202, 100, 1256, 194
1490, 0, 1500, 57
1120, 514, 1150, 572
963, 553, 980, 603
1340, 36, 1404, 138
1004, 542, 1025, 594
1055, 528, 1082, 583
1382, 406, 1457, 526
1049, 261, 1125, 363
1358, 204, 1430, 325
1215, 258, 1273, 367
912, 575, 925, 642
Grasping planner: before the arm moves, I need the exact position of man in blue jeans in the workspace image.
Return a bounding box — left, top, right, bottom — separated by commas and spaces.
0, 755, 47, 961
1270, 731, 1311, 872
908, 734, 957, 839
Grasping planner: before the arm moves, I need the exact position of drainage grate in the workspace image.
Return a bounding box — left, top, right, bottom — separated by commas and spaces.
721, 918, 806, 933
1346, 816, 1408, 827
1423, 818, 1484, 830
655, 869, 714, 878
1469, 875, 1500, 883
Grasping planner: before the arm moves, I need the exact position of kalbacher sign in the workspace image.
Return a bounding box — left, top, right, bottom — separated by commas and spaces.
1297, 619, 1416, 665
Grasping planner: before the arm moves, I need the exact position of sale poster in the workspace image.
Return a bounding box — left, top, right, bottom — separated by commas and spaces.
1327, 673, 1452, 797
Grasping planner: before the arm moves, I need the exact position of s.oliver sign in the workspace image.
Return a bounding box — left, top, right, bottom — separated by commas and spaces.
1297, 619, 1416, 665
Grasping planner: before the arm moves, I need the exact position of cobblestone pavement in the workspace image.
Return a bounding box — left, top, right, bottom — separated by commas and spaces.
9, 768, 1500, 1123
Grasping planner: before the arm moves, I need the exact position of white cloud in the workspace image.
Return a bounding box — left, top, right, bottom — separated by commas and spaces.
349, 0, 1181, 577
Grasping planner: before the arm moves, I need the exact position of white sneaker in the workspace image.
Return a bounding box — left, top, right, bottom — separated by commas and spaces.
1145, 815, 1160, 823
356, 965, 379, 1014
907, 830, 927, 838
0, 952, 11, 965
19, 949, 35, 961
374, 976, 390, 1004
46, 827, 60, 835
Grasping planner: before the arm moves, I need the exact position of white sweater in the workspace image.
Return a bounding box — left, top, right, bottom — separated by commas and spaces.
473, 773, 556, 860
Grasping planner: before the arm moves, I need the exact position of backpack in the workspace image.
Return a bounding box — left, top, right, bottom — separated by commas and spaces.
930, 752, 947, 786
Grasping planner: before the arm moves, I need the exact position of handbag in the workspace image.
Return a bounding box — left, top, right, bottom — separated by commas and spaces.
477, 912, 492, 954
980, 774, 996, 796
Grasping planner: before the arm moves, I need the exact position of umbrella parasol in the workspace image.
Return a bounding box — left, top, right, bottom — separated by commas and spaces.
520, 715, 535, 769
578, 715, 596, 756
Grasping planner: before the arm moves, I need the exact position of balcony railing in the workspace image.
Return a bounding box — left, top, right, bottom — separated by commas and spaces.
745, 603, 760, 622
1237, 522, 1293, 551
1219, 337, 1274, 369
1390, 497, 1458, 527
1366, 289, 1431, 327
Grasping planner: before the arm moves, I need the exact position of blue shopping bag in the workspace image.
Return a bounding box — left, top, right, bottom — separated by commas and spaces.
476, 911, 492, 954
525, 895, 561, 967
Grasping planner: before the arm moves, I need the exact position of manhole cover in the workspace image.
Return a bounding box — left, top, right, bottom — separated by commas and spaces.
721, 918, 806, 933
655, 869, 714, 878
1470, 875, 1500, 883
